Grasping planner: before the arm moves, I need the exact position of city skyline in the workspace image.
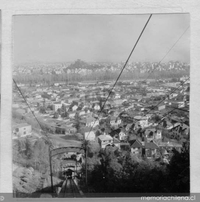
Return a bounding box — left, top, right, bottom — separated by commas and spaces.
13, 14, 190, 65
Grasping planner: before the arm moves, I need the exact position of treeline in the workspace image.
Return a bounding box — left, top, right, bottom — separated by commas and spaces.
13, 137, 49, 173
13, 136, 66, 178
80, 141, 189, 194
14, 69, 189, 85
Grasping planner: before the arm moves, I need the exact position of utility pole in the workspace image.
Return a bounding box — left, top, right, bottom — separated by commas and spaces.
43, 132, 54, 196
84, 139, 88, 191
49, 147, 54, 195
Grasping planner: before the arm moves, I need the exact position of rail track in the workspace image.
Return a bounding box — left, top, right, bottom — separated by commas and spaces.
58, 178, 83, 198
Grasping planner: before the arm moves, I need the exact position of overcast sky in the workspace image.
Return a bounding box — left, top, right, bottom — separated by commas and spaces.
13, 14, 190, 65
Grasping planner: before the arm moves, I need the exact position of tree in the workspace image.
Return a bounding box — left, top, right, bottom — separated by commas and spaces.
61, 111, 69, 118
23, 137, 34, 160
39, 106, 46, 114
47, 104, 53, 110
95, 130, 102, 137
61, 104, 67, 112
87, 141, 101, 157
166, 141, 190, 193
73, 114, 82, 132
13, 138, 26, 165
53, 111, 59, 119
32, 138, 49, 172
76, 133, 84, 141
82, 143, 171, 193
152, 114, 161, 123
14, 137, 35, 168
57, 108, 62, 115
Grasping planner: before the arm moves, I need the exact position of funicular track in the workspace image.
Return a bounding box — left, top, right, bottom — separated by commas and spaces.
58, 158, 83, 197
58, 178, 83, 198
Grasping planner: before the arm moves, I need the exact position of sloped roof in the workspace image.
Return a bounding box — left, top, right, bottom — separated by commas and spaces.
113, 137, 120, 143
130, 139, 143, 148
110, 116, 116, 121
158, 141, 182, 148
144, 141, 159, 149
98, 134, 113, 141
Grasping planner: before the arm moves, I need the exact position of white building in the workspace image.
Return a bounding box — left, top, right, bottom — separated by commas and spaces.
53, 102, 62, 112
110, 118, 121, 127
158, 104, 166, 111
79, 111, 86, 116
13, 123, 32, 138
94, 104, 100, 111
68, 112, 76, 118
98, 134, 113, 149
72, 105, 78, 111
115, 93, 121, 99
145, 128, 162, 141
119, 131, 127, 141
84, 131, 96, 141
135, 119, 149, 129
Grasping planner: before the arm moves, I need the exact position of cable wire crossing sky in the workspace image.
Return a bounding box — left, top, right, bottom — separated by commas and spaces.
13, 14, 190, 65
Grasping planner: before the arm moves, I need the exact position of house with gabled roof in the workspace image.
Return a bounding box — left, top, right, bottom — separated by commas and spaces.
129, 139, 143, 155
85, 114, 99, 127
144, 127, 162, 142
143, 139, 159, 159
118, 129, 128, 141
125, 123, 135, 132
110, 116, 122, 127
167, 122, 189, 140
93, 103, 101, 111
84, 127, 96, 141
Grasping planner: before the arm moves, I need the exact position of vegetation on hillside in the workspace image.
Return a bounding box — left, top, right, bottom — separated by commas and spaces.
80, 141, 189, 194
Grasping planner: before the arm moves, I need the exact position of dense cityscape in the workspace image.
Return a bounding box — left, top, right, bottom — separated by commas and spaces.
12, 60, 190, 197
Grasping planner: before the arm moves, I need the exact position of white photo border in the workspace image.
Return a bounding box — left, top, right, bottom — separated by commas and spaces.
0, 0, 200, 198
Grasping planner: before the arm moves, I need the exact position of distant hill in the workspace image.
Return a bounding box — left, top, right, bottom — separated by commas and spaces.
65, 59, 105, 71
13, 60, 190, 83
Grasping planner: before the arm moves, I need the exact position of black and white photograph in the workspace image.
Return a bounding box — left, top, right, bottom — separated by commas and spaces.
12, 13, 190, 198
